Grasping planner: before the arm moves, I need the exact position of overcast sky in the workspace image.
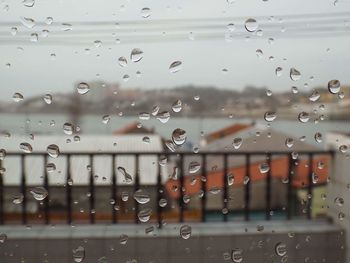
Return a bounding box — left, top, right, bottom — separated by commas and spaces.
1, 0, 350, 99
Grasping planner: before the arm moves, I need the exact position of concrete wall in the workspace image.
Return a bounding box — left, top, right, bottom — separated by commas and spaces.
0, 221, 344, 263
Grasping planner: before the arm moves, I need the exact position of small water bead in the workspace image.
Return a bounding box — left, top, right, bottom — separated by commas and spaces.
275, 242, 287, 257
159, 198, 167, 207
118, 57, 127, 67
117, 167, 133, 183
309, 90, 320, 102
256, 49, 263, 58
259, 163, 270, 174
156, 111, 170, 123
138, 112, 150, 121
227, 173, 234, 186
10, 27, 17, 36
140, 7, 151, 18
0, 233, 7, 244
119, 234, 128, 245
30, 33, 38, 42
23, 0, 35, 7
102, 115, 110, 124
46, 163, 56, 173
169, 61, 182, 73
285, 138, 294, 148
63, 122, 74, 135
226, 23, 235, 31
275, 67, 283, 77
122, 74, 130, 82
188, 161, 201, 174
72, 246, 85, 263
256, 29, 263, 37
138, 208, 152, 222
339, 145, 348, 153
338, 212, 345, 221
328, 79, 341, 94
77, 82, 90, 95
231, 248, 243, 263
47, 144, 60, 158
20, 17, 35, 29
172, 128, 187, 146
334, 197, 344, 207
314, 132, 322, 143
13, 92, 24, 102
121, 192, 129, 202
291, 86, 298, 94
43, 94, 52, 104
264, 111, 277, 122
142, 136, 150, 144
61, 23, 72, 31
0, 149, 6, 160
266, 89, 272, 96
165, 140, 176, 152
245, 18, 258, 32
30, 187, 48, 201
45, 17, 53, 25
20, 142, 33, 153
134, 189, 150, 204
172, 100, 182, 112
232, 137, 243, 149
130, 48, 143, 62
298, 112, 310, 123
12, 193, 24, 204
180, 225, 192, 239
290, 68, 301, 81
151, 105, 160, 116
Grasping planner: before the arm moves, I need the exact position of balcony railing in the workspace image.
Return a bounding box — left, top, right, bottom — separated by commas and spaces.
0, 150, 333, 226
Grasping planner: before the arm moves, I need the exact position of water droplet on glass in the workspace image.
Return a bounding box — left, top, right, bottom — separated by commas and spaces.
334, 197, 344, 207
93, 40, 102, 48
328, 79, 341, 94
130, 48, 143, 62
314, 132, 322, 143
180, 225, 192, 239
122, 74, 130, 82
72, 246, 85, 263
118, 57, 127, 67
245, 18, 258, 32
264, 111, 277, 122
256, 49, 263, 58
275, 67, 283, 77
151, 105, 160, 116
30, 33, 38, 42
134, 189, 150, 204
10, 27, 17, 36
20, 17, 35, 29
119, 234, 128, 245
77, 82, 90, 95
23, 0, 35, 7
46, 163, 56, 173
232, 137, 243, 149
45, 17, 53, 25
275, 242, 287, 257
13, 92, 24, 102
290, 68, 301, 81
172, 100, 182, 112
169, 61, 182, 73
309, 90, 320, 102
339, 145, 348, 153
227, 173, 234, 186
165, 140, 176, 152
61, 23, 72, 31
259, 163, 270, 174
142, 136, 150, 144
140, 7, 151, 18
0, 149, 6, 161
30, 186, 48, 201
118, 167, 133, 184
227, 23, 235, 32
298, 112, 310, 123
0, 233, 7, 244
102, 115, 110, 124
43, 94, 52, 104
285, 138, 294, 148
172, 128, 187, 146
231, 248, 243, 263
138, 208, 152, 222
12, 193, 24, 204
47, 144, 60, 158
188, 161, 201, 174
291, 86, 298, 94
63, 122, 74, 135
266, 89, 272, 97
159, 198, 167, 207
19, 142, 32, 153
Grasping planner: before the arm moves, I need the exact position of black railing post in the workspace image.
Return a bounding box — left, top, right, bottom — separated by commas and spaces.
244, 154, 250, 221
89, 154, 95, 224
66, 154, 72, 224
0, 159, 4, 225
21, 155, 27, 225
287, 154, 294, 220
43, 155, 50, 224
201, 154, 207, 222
307, 153, 314, 220
111, 155, 117, 224
223, 153, 228, 222
265, 153, 272, 220
179, 154, 184, 223
157, 154, 162, 228
134, 154, 140, 224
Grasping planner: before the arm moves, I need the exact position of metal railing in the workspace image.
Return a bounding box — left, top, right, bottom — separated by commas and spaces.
0, 150, 334, 226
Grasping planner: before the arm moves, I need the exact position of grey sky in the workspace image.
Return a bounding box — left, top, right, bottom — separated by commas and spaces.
1, 0, 350, 99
